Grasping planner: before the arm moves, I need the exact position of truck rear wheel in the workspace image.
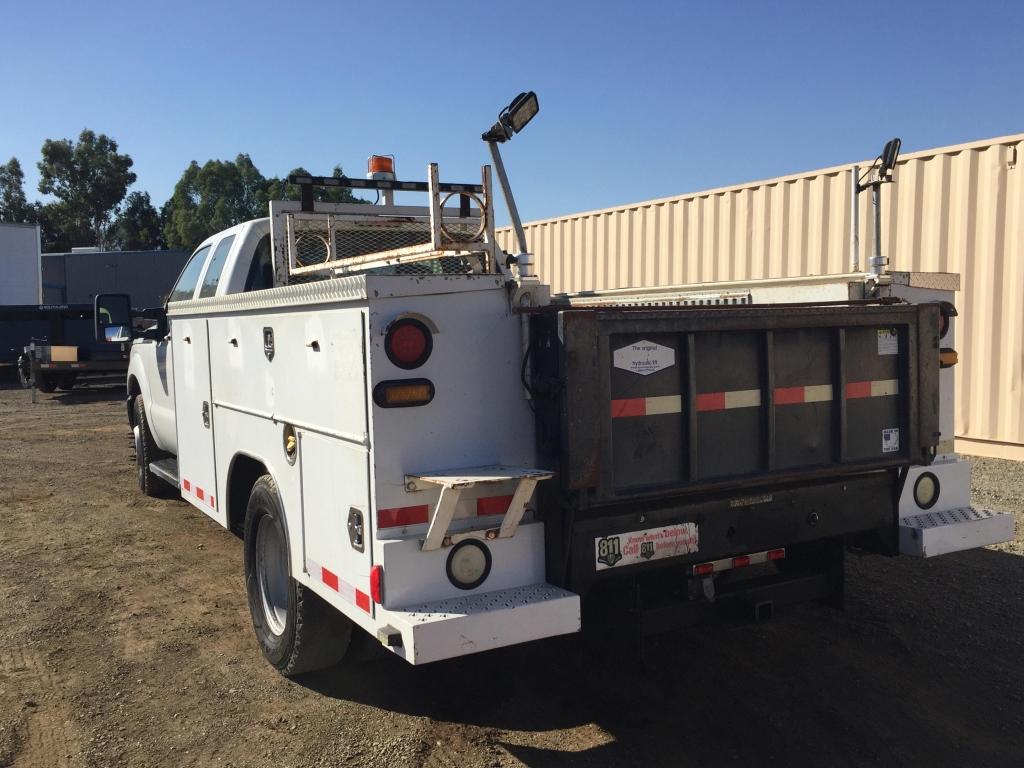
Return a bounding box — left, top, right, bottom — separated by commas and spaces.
133, 396, 171, 497
243, 474, 352, 676
35, 373, 57, 393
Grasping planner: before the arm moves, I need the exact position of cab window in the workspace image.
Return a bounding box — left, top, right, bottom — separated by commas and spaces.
198, 235, 236, 298
243, 234, 274, 292
167, 245, 212, 302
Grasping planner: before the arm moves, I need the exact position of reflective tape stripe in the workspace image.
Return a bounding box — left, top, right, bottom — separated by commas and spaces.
613, 379, 895, 420
378, 505, 429, 528
847, 379, 899, 399
306, 558, 371, 613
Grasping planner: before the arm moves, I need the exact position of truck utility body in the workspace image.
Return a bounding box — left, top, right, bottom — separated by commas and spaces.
122, 101, 1012, 673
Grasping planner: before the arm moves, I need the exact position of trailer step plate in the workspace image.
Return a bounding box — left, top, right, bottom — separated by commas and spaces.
899, 506, 1014, 557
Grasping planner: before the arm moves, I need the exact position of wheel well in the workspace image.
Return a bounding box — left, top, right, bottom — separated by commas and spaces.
228, 454, 269, 537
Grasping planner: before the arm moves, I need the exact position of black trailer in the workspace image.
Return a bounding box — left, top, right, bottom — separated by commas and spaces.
1, 296, 146, 394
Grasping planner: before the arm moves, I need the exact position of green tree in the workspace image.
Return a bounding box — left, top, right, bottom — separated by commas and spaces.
0, 157, 35, 223
106, 191, 164, 250
163, 156, 365, 251
37, 129, 136, 248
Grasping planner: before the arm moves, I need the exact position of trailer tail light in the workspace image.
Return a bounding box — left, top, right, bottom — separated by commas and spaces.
385, 318, 432, 369
370, 565, 383, 604
373, 379, 435, 408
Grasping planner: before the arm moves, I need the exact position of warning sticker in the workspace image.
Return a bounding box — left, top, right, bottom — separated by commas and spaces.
595, 523, 699, 570
613, 340, 676, 376
877, 328, 898, 355
882, 427, 900, 453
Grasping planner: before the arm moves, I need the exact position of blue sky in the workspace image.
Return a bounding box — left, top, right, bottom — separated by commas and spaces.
3, 0, 1022, 224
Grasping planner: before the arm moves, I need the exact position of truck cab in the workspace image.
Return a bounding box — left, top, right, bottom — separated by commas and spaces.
127, 219, 272, 461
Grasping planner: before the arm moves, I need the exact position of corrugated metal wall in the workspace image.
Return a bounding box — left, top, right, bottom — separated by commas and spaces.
497, 133, 1024, 459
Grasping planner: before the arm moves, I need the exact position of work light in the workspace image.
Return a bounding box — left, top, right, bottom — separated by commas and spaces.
482, 91, 540, 143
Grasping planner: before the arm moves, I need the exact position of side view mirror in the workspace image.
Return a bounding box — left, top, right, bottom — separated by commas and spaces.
94, 293, 133, 343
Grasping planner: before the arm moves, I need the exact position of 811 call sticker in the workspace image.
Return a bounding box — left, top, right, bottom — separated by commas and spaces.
595, 523, 699, 570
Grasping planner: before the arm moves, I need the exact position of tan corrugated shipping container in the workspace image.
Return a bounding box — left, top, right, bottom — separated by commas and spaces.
497, 133, 1024, 460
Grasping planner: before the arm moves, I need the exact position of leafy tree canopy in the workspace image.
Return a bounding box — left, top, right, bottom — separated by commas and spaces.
106, 191, 164, 251
37, 129, 136, 248
163, 156, 365, 251
0, 157, 35, 223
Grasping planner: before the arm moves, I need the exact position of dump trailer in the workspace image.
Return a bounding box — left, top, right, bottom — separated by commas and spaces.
119, 93, 1013, 674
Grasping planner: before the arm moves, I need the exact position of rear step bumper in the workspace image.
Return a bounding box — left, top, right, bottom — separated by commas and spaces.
899, 507, 1014, 557
378, 583, 580, 664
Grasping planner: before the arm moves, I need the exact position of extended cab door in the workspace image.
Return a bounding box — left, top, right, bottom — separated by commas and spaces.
170, 234, 235, 526
172, 317, 222, 524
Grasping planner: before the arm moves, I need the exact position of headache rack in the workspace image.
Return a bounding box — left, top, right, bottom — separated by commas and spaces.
270, 164, 500, 282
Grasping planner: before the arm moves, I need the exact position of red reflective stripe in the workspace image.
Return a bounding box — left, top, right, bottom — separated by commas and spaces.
477, 495, 513, 516
355, 589, 371, 613
183, 479, 191, 492
209, 496, 215, 509
696, 392, 725, 412
378, 505, 429, 528
774, 386, 805, 405
693, 563, 715, 576
610, 397, 646, 418
846, 380, 872, 399
196, 487, 205, 501
767, 548, 786, 561
321, 567, 339, 591
732, 555, 751, 568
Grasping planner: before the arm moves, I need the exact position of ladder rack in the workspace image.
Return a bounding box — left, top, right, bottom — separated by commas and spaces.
279, 164, 499, 279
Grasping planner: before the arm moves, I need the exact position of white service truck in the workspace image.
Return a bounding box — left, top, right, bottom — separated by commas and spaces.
119, 94, 1013, 674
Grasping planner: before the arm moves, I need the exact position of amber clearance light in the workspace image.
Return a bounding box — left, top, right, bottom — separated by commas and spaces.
373, 379, 435, 408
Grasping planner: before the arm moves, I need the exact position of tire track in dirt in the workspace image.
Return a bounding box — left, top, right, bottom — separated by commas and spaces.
0, 646, 72, 768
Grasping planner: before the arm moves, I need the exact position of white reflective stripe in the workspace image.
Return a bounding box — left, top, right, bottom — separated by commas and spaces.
803, 384, 834, 403
645, 394, 682, 415
871, 379, 899, 397
723, 388, 761, 409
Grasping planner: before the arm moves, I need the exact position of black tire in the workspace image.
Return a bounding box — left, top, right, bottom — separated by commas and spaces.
134, 396, 171, 497
35, 374, 57, 393
58, 374, 77, 391
244, 474, 352, 676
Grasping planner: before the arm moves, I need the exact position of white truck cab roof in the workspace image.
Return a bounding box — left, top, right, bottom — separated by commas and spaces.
168, 218, 271, 303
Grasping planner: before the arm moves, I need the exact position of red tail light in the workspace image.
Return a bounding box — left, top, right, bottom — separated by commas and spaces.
370, 565, 383, 604
385, 318, 432, 369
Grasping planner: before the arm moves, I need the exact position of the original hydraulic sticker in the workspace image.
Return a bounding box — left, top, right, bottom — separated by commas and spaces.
595, 523, 699, 570
882, 427, 900, 453
877, 328, 898, 355
613, 340, 676, 376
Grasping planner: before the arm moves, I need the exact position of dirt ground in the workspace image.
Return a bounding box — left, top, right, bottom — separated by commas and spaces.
1, 377, 1023, 768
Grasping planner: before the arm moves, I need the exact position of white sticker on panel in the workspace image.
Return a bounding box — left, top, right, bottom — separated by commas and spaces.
882, 427, 900, 453
613, 340, 676, 376
595, 523, 698, 570
877, 329, 898, 355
